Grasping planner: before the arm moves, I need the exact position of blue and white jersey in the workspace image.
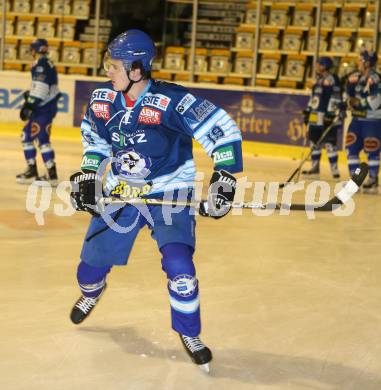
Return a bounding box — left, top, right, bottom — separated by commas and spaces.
307, 72, 342, 125
80, 80, 243, 198
29, 55, 60, 107
346, 69, 381, 120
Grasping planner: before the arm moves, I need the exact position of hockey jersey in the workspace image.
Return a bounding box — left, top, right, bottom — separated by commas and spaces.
80, 80, 243, 198
346, 69, 381, 120
307, 72, 342, 125
29, 55, 60, 108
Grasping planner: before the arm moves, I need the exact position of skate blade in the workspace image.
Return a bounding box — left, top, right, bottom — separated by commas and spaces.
34, 179, 52, 187
302, 173, 320, 179
49, 179, 58, 187
362, 188, 379, 195
16, 177, 36, 184
199, 363, 210, 373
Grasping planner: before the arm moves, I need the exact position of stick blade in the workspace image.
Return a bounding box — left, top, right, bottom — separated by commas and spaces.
351, 162, 369, 187
315, 162, 369, 211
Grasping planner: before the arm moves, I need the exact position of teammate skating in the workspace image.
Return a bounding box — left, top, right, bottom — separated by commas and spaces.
344, 48, 381, 194
302, 57, 344, 179
16, 38, 60, 186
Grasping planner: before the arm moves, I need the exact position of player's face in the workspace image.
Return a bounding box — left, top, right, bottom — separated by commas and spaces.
315, 63, 326, 75
31, 48, 37, 59
105, 59, 129, 91
358, 58, 365, 73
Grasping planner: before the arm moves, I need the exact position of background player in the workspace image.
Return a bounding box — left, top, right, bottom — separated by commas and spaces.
16, 38, 60, 186
69, 29, 243, 372
302, 57, 343, 179
345, 49, 381, 193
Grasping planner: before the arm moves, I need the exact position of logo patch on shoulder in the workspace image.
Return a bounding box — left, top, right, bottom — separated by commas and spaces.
91, 102, 110, 120
138, 107, 162, 124
176, 93, 196, 114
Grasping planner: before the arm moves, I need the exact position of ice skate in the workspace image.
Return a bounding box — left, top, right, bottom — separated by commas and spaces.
16, 164, 38, 184
70, 284, 107, 324
330, 164, 340, 180
47, 163, 58, 186
302, 162, 320, 178
179, 334, 212, 373
35, 164, 58, 187
362, 176, 378, 194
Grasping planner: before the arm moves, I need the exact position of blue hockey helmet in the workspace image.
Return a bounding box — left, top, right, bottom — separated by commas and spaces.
106, 29, 156, 72
30, 38, 48, 54
317, 56, 333, 70
359, 49, 378, 66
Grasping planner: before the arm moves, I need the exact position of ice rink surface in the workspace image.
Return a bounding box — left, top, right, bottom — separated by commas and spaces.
1, 133, 381, 390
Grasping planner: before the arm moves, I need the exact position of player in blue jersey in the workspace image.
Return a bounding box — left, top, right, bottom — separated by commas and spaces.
16, 38, 60, 186
302, 57, 343, 178
345, 49, 381, 193
69, 29, 243, 372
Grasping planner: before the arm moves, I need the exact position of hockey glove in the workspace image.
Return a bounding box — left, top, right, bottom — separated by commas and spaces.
199, 169, 237, 219
70, 171, 103, 216
19, 102, 34, 121
302, 108, 311, 125
19, 95, 41, 121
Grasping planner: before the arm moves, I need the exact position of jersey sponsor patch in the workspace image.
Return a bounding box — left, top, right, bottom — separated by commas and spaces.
81, 154, 101, 170
213, 145, 236, 166
138, 107, 162, 124
189, 100, 216, 122
176, 93, 196, 114
91, 102, 110, 120
111, 181, 152, 199
91, 89, 117, 103
141, 93, 171, 111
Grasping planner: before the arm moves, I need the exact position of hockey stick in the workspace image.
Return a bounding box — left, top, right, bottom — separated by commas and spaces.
279, 120, 341, 189
100, 163, 368, 212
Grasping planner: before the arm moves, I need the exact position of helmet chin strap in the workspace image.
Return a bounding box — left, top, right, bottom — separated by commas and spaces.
123, 69, 144, 94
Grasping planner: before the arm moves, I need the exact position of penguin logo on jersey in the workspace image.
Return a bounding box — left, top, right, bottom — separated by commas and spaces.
115, 149, 152, 178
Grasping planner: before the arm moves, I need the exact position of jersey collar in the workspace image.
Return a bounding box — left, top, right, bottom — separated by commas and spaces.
119, 79, 152, 109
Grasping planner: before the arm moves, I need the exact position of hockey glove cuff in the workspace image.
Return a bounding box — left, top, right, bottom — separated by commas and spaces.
19, 102, 34, 121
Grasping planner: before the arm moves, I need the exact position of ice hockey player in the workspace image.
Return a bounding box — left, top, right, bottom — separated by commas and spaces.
345, 48, 381, 193
16, 38, 60, 186
69, 29, 243, 372
302, 56, 343, 179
